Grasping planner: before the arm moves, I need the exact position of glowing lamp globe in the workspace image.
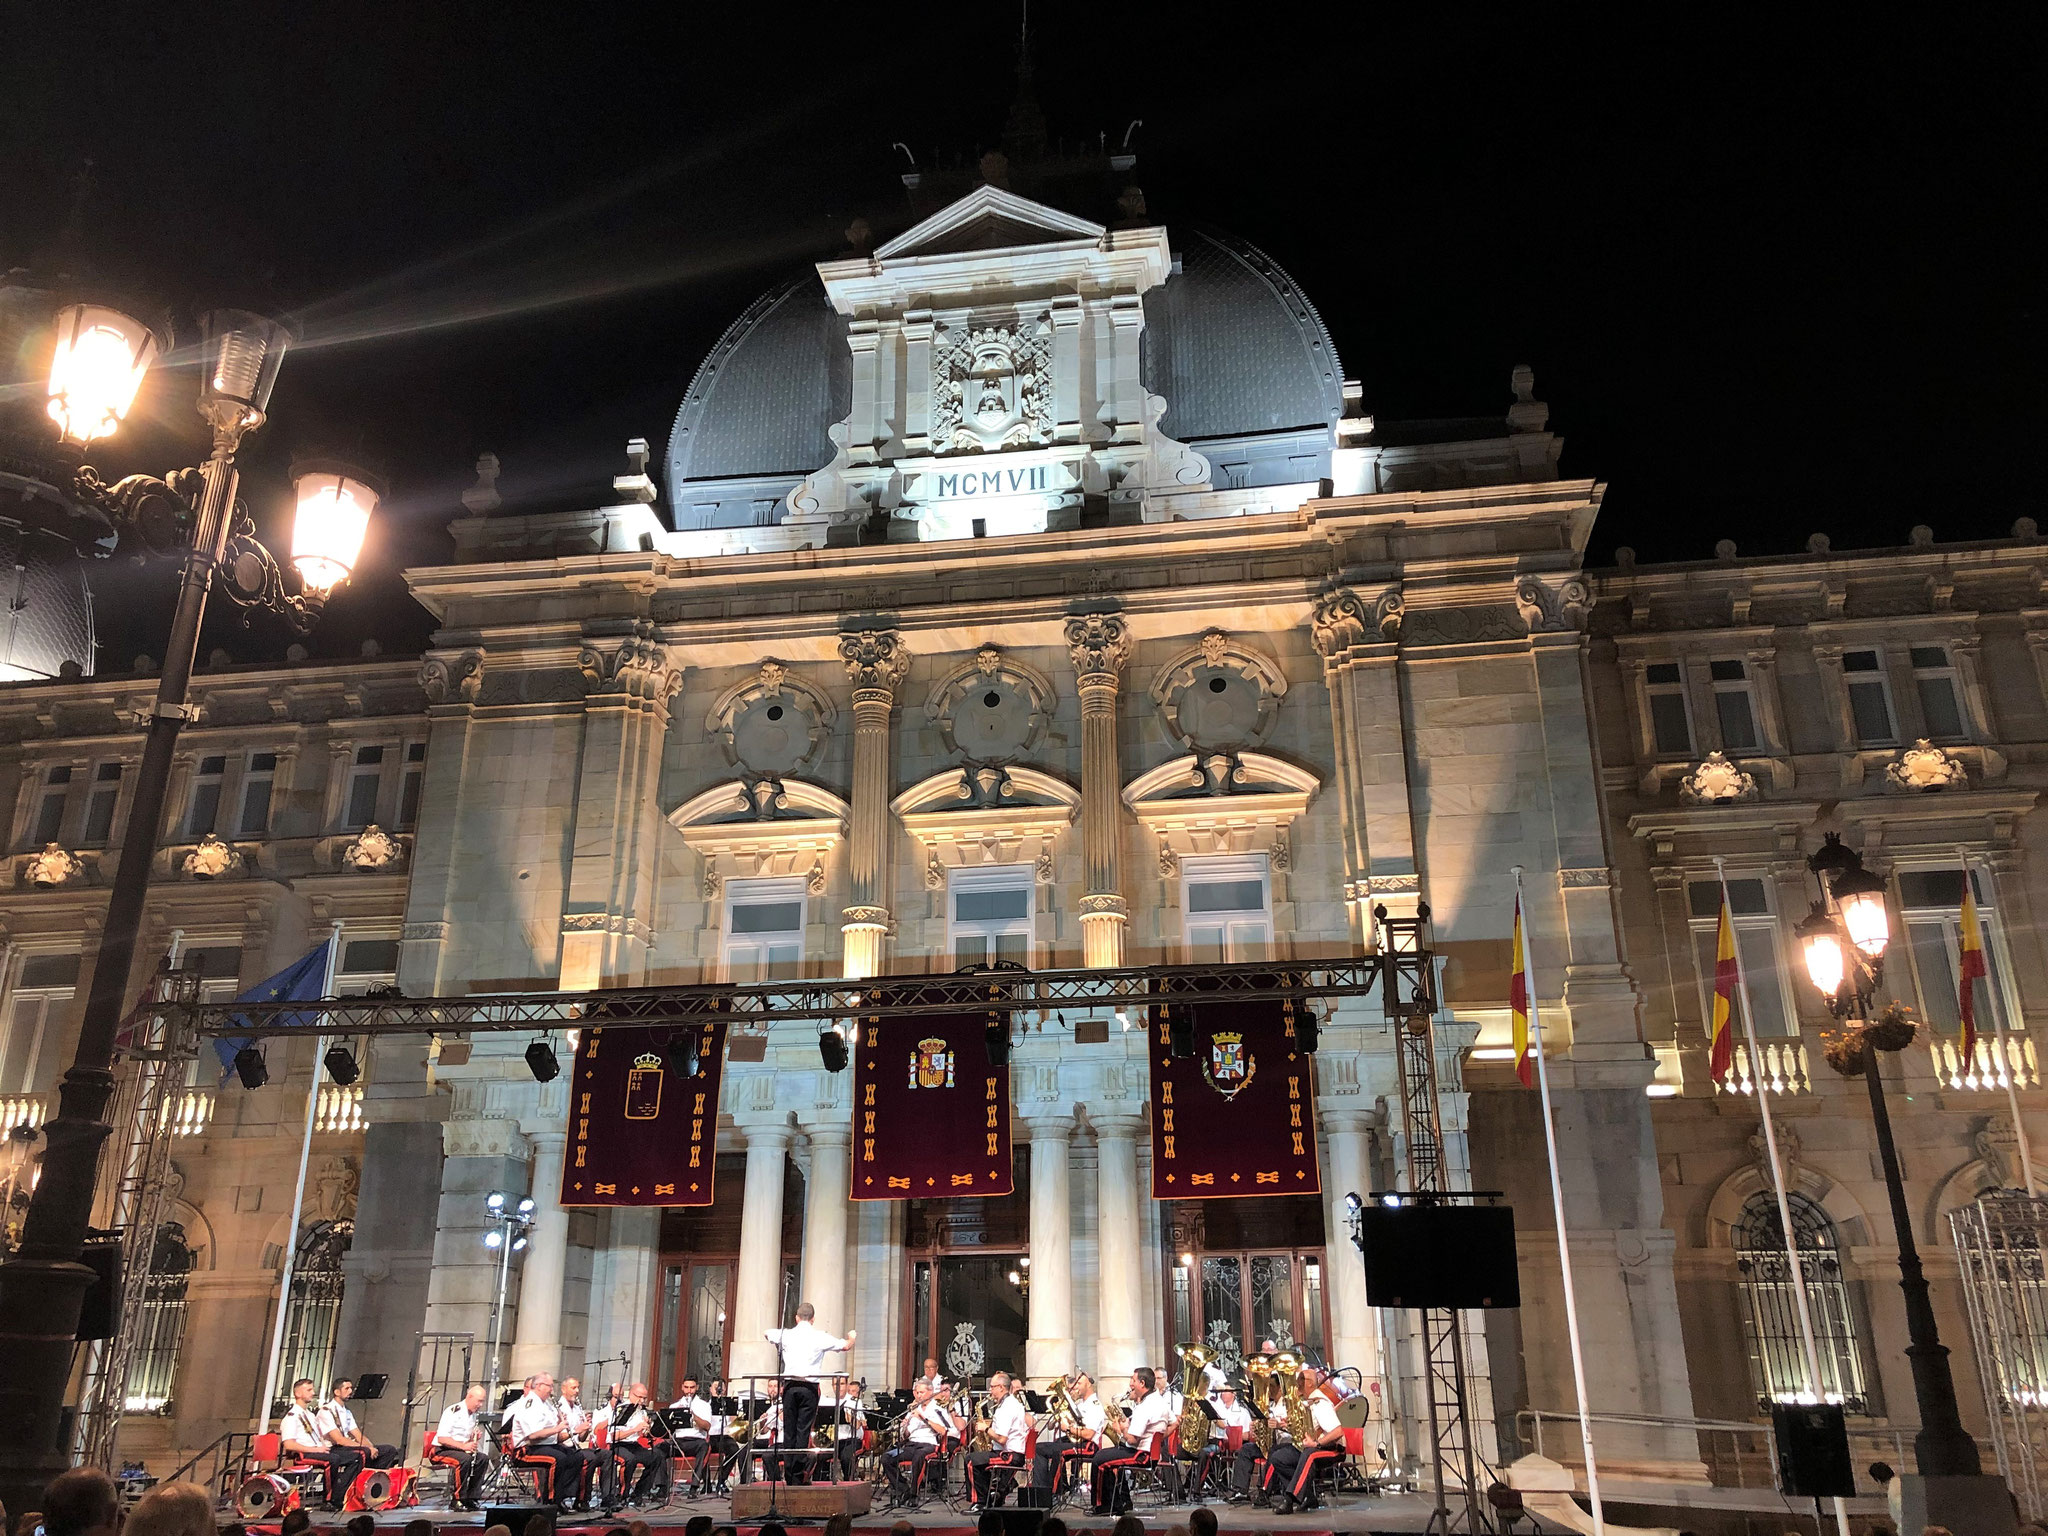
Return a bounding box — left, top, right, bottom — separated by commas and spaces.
1800, 922, 1847, 999
197, 309, 293, 433
289, 462, 379, 595
46, 304, 158, 446
1831, 866, 1892, 959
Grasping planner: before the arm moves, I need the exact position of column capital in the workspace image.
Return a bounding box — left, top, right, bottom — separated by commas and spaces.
420, 648, 485, 706
1090, 1110, 1147, 1141
578, 620, 684, 709
1317, 1106, 1377, 1137
804, 1122, 853, 1150
1311, 584, 1403, 657
736, 1121, 793, 1152
839, 628, 912, 699
1064, 612, 1132, 683
1022, 1114, 1076, 1145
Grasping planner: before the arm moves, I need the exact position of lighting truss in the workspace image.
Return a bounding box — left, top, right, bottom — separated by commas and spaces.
183, 955, 1412, 1041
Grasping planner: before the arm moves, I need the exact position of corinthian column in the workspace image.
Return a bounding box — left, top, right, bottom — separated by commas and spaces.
838, 630, 911, 979
1064, 613, 1132, 967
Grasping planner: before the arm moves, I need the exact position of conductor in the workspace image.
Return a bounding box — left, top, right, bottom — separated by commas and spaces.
763, 1302, 856, 1485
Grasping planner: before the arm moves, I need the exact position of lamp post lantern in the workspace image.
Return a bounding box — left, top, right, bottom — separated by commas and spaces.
0, 286, 375, 1513
1796, 834, 2006, 1527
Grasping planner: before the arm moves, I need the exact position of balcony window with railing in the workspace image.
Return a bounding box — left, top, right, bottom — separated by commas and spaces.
2, 952, 79, 1099
268, 1218, 353, 1417
1897, 868, 2034, 1089
1734, 1192, 1870, 1416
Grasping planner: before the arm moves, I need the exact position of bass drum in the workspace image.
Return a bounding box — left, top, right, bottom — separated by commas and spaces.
236, 1473, 300, 1519
1334, 1393, 1373, 1430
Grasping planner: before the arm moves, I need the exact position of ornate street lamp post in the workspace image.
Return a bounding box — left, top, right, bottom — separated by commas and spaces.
1794, 835, 1999, 1515
0, 287, 375, 1511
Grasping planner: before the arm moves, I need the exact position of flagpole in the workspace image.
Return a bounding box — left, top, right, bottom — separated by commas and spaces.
1958, 847, 2037, 1198
1513, 867, 1605, 1536
1715, 857, 1850, 1536
256, 922, 344, 1430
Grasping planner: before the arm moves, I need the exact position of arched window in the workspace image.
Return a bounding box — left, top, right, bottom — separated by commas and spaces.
127, 1223, 194, 1413
1734, 1192, 1869, 1414
271, 1219, 353, 1416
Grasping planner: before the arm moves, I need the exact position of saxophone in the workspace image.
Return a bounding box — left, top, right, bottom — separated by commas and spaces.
1274, 1350, 1314, 1447
969, 1392, 994, 1453
1174, 1344, 1216, 1455
1101, 1393, 1133, 1447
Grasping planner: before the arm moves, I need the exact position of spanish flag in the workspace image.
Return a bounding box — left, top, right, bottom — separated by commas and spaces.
1511, 892, 1534, 1087
1709, 896, 1739, 1084
1959, 878, 1987, 1070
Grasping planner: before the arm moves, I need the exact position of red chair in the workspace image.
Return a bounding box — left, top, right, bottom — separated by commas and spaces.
423, 1430, 473, 1505
252, 1431, 329, 1506
510, 1446, 560, 1503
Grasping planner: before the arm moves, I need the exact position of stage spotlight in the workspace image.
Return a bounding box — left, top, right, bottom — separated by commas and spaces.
1345, 1191, 1363, 1214
1296, 1008, 1321, 1054
1166, 1006, 1194, 1060
525, 1038, 560, 1082
512, 1235, 528, 1252
486, 1191, 506, 1212
984, 1019, 1011, 1068
517, 1197, 535, 1216
819, 1028, 848, 1073
484, 1229, 504, 1250
666, 1028, 702, 1077
322, 1043, 360, 1086
232, 1045, 268, 1089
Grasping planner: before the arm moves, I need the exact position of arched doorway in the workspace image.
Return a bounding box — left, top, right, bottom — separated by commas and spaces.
127, 1223, 195, 1414
1733, 1191, 1870, 1413
270, 1219, 353, 1416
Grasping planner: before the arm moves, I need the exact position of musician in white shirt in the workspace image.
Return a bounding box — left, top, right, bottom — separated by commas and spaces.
761, 1301, 856, 1484
320, 1378, 401, 1475
1030, 1372, 1105, 1497
1089, 1368, 1175, 1516
431, 1383, 489, 1509
821, 1375, 865, 1482
606, 1383, 666, 1509
506, 1373, 581, 1511
280, 1376, 358, 1508
918, 1357, 946, 1393
964, 1371, 1030, 1510
1260, 1365, 1345, 1514
1200, 1385, 1256, 1499
882, 1380, 947, 1504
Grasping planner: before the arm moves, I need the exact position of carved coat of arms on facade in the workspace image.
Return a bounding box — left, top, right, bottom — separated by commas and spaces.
944, 1320, 985, 1378
1203, 1031, 1256, 1101
932, 319, 1052, 452
910, 1037, 956, 1090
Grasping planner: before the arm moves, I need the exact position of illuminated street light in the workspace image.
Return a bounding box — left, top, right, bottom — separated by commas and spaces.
46, 303, 158, 446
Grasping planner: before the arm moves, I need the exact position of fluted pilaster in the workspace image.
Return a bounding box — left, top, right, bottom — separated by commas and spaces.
839, 630, 911, 979
1065, 613, 1131, 967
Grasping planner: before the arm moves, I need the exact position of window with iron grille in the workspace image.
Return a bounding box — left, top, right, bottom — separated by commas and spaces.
1734, 1192, 1869, 1415
126, 1223, 196, 1413
268, 1219, 353, 1417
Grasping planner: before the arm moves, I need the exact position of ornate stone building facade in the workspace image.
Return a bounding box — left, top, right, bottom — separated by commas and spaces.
1, 182, 2040, 1484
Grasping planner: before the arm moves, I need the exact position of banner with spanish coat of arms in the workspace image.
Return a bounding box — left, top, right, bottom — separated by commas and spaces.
1149, 993, 1320, 1200
561, 1005, 727, 1208
852, 1004, 1013, 1201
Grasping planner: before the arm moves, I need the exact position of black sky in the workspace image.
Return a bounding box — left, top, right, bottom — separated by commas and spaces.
3, 4, 2043, 668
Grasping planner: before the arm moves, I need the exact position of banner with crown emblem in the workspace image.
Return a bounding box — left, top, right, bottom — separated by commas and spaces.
561, 1003, 727, 1207
1149, 991, 1320, 1200
851, 1000, 1013, 1201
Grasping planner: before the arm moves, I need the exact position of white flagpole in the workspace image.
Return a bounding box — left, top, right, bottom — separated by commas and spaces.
256, 922, 345, 1429
1514, 867, 1605, 1536
1958, 847, 2036, 1197
1715, 858, 1850, 1536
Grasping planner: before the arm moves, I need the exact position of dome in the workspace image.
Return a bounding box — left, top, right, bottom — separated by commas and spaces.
0, 477, 98, 684
1141, 228, 1344, 444
662, 224, 1342, 522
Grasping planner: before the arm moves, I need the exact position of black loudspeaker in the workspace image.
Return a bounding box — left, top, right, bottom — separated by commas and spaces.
1359, 1204, 1520, 1310
999, 1508, 1047, 1536
76, 1234, 122, 1341
1015, 1484, 1054, 1509
1772, 1403, 1853, 1499
355, 1373, 388, 1400
485, 1506, 550, 1536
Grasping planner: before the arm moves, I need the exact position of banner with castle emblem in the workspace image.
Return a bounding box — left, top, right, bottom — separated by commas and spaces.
1149, 991, 1320, 1200
852, 1002, 1013, 1201
561, 1003, 727, 1207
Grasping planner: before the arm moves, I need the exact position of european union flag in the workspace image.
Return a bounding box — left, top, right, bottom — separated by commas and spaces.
213, 939, 336, 1083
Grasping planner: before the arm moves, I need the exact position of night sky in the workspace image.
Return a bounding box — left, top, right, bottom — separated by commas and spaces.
3, 5, 2041, 668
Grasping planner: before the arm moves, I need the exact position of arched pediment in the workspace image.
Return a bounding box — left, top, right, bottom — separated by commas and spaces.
892, 765, 1080, 819
1122, 751, 1320, 809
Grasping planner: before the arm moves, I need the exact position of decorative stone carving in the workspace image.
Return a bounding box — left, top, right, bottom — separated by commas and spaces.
1150, 631, 1287, 754
181, 834, 243, 880
1886, 738, 1968, 793
839, 629, 913, 697
708, 661, 835, 778
1064, 612, 1132, 680
1272, 829, 1291, 871
743, 776, 790, 819
314, 1156, 360, 1222
1158, 842, 1179, 877
1199, 753, 1246, 795
1034, 849, 1054, 884
1310, 585, 1403, 655
1679, 752, 1757, 805
1514, 575, 1592, 634
807, 859, 827, 895
702, 868, 723, 901
925, 645, 1055, 765
580, 622, 683, 704
419, 650, 483, 705
341, 824, 405, 871
25, 843, 83, 888
931, 316, 1054, 452
1749, 1122, 1800, 1184
925, 849, 945, 889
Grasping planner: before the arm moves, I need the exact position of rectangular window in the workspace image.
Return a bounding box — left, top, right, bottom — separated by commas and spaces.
186, 756, 227, 838
1842, 650, 1895, 745
84, 762, 123, 844
398, 742, 426, 830
723, 876, 806, 982
1644, 662, 1692, 756
345, 746, 385, 828
239, 752, 278, 836
1898, 868, 2014, 1040
1183, 853, 1273, 963
1910, 646, 1966, 740
30, 766, 72, 847
949, 864, 1034, 968
1687, 877, 1795, 1038
1709, 658, 1760, 753
2, 952, 80, 1095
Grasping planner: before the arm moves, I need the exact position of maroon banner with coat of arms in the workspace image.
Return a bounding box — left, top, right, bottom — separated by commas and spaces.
561, 1004, 727, 1208
1149, 993, 1320, 1200
852, 1005, 1014, 1201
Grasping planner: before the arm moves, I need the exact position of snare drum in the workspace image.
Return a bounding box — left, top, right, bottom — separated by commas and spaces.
236, 1472, 300, 1519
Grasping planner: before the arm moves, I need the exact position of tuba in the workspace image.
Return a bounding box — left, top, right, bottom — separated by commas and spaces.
1036, 1375, 1073, 1437
1274, 1350, 1314, 1446
1174, 1343, 1216, 1455
1245, 1357, 1276, 1455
